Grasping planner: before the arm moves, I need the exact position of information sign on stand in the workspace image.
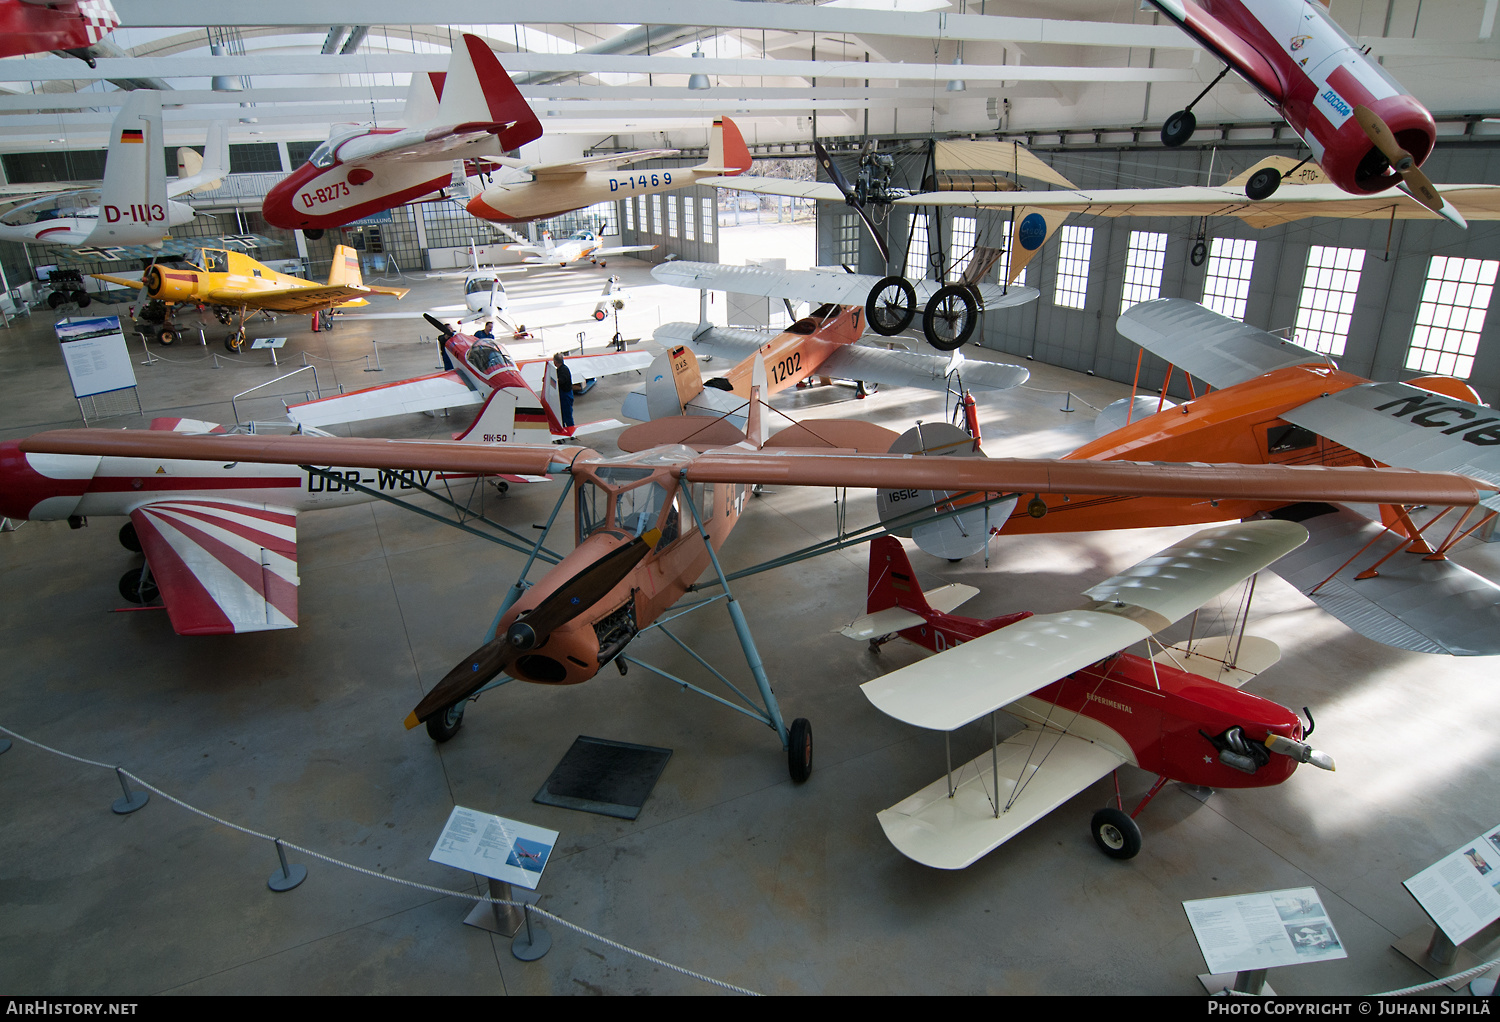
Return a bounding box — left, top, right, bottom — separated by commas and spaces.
429, 806, 558, 938
1395, 823, 1500, 985
1184, 887, 1347, 995
56, 316, 141, 424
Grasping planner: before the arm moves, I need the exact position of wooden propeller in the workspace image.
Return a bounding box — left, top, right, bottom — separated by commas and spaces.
814, 139, 891, 263
1354, 105, 1466, 227
404, 528, 661, 728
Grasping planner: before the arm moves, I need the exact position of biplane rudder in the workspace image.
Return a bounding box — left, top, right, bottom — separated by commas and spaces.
868, 535, 932, 617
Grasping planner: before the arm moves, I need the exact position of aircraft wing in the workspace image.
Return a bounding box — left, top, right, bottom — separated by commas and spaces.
657, 322, 774, 362
205, 284, 406, 313
876, 725, 1127, 869
130, 499, 298, 635
1144, 0, 1288, 102
1116, 299, 1328, 389
1265, 503, 1500, 656
516, 350, 653, 391
1281, 381, 1500, 501
285, 371, 482, 428
654, 261, 877, 306
860, 520, 1309, 731
890, 183, 1500, 228
698, 175, 844, 202
592, 244, 659, 258
526, 149, 679, 176
816, 344, 1030, 393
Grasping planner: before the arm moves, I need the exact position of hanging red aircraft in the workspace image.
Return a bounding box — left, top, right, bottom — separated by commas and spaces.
0, 0, 118, 64
15, 402, 1493, 774
1145, 0, 1463, 223
848, 527, 1334, 869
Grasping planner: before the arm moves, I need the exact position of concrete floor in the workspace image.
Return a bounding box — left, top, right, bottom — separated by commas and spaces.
3, 259, 1500, 995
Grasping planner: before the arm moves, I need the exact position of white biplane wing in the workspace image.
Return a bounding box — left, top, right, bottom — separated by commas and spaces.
697, 176, 843, 202
286, 371, 481, 428
862, 520, 1308, 868
652, 261, 1038, 313
1116, 299, 1329, 390
517, 350, 653, 392
131, 499, 299, 635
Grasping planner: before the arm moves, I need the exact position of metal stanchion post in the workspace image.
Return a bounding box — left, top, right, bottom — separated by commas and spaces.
1060, 391, 1075, 413
511, 902, 552, 961
365, 338, 382, 372
111, 767, 148, 815
267, 838, 307, 892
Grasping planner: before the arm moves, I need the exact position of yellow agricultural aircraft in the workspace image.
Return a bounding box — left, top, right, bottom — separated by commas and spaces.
94, 244, 408, 351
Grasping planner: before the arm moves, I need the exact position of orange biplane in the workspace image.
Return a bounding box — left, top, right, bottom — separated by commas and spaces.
20, 379, 1495, 777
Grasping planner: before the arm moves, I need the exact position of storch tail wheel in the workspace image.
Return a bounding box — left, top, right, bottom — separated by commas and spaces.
865, 275, 917, 336
787, 717, 813, 783
1090, 807, 1143, 860
922, 284, 978, 351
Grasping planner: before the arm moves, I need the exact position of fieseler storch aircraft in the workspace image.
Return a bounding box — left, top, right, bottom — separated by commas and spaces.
92, 245, 408, 350
465, 115, 753, 224
1145, 0, 1466, 222
286, 313, 651, 444
0, 93, 227, 250
0, 418, 549, 636
261, 34, 544, 240
998, 298, 1500, 657
847, 526, 1334, 869
16, 390, 1496, 773
0, 0, 118, 64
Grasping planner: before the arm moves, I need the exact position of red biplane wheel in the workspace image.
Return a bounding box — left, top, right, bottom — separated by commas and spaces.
1091, 807, 1142, 860
593, 309, 606, 321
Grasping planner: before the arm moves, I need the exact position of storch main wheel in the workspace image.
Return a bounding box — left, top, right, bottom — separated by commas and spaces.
1090, 807, 1143, 860
425, 702, 466, 743
865, 275, 917, 336
1161, 109, 1197, 148
922, 284, 978, 351
787, 717, 813, 783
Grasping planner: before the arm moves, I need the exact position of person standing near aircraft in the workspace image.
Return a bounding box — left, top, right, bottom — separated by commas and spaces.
474, 321, 495, 340
553, 352, 574, 428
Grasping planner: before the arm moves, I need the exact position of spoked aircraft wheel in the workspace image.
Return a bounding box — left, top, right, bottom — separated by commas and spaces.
118, 522, 141, 553
922, 284, 978, 351
1245, 166, 1282, 201
425, 702, 466, 743
1090, 807, 1142, 860
118, 567, 159, 605
787, 717, 813, 783
1161, 109, 1196, 147
865, 275, 916, 336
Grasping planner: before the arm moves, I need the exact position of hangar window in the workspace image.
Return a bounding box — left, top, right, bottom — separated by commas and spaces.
951, 216, 977, 269
651, 194, 662, 234
1294, 246, 1366, 356
904, 214, 931, 280
702, 196, 715, 243
1120, 231, 1168, 314
1405, 256, 1500, 379
995, 221, 1028, 286
835, 214, 860, 266
624, 195, 634, 231
667, 195, 679, 238
637, 195, 647, 234
684, 197, 695, 241
1053, 225, 1093, 310
229, 142, 284, 174
1202, 237, 1258, 321
286, 141, 321, 167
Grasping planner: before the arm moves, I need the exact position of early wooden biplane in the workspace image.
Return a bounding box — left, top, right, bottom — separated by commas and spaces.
847, 531, 1333, 868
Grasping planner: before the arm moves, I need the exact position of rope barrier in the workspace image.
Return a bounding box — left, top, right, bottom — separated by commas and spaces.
1375, 957, 1500, 996
0, 722, 759, 996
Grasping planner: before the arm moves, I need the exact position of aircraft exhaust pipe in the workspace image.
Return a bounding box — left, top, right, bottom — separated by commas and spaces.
1265, 733, 1336, 771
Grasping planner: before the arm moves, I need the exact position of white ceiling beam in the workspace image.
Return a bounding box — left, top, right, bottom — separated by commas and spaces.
112, 0, 1195, 50
0, 53, 1201, 84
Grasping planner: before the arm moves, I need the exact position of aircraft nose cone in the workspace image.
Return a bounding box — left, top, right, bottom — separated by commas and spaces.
506, 620, 538, 650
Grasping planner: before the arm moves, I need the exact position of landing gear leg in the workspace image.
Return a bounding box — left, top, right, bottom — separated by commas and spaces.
1161, 65, 1232, 147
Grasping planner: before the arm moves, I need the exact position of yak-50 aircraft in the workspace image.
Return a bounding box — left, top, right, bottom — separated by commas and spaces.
850, 525, 1334, 869
17, 394, 1492, 771
93, 245, 408, 349
991, 299, 1500, 656
1145, 0, 1464, 221
286, 313, 651, 444
262, 34, 543, 239
0, 93, 227, 251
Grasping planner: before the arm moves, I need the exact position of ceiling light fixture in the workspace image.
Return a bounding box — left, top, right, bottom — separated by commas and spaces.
688, 47, 710, 91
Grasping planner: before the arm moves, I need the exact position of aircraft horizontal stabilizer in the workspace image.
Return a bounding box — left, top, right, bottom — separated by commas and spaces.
877, 726, 1126, 869
842, 583, 980, 640
861, 520, 1308, 731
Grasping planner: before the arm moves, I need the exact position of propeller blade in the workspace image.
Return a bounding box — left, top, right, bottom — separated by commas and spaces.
1353, 105, 1414, 173
1397, 166, 1468, 228
423, 312, 456, 339
405, 528, 662, 728
852, 201, 890, 264
813, 140, 858, 201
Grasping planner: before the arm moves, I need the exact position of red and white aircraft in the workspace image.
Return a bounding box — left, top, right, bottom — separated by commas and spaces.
1147, 0, 1463, 223
262, 34, 543, 239
0, 419, 499, 636
285, 314, 651, 444
0, 0, 118, 64
850, 525, 1334, 868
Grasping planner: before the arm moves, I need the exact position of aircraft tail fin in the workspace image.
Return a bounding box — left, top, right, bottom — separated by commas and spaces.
697, 116, 752, 175
169, 122, 229, 197
436, 34, 543, 151
327, 245, 364, 288
452, 387, 519, 443
670, 344, 705, 410
99, 91, 166, 232
867, 535, 930, 616
540, 362, 572, 436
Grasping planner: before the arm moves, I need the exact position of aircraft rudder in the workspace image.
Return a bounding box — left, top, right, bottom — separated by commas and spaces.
867, 536, 929, 615
100, 90, 166, 222
453, 388, 519, 443
327, 245, 364, 288
439, 34, 543, 150
701, 116, 752, 175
